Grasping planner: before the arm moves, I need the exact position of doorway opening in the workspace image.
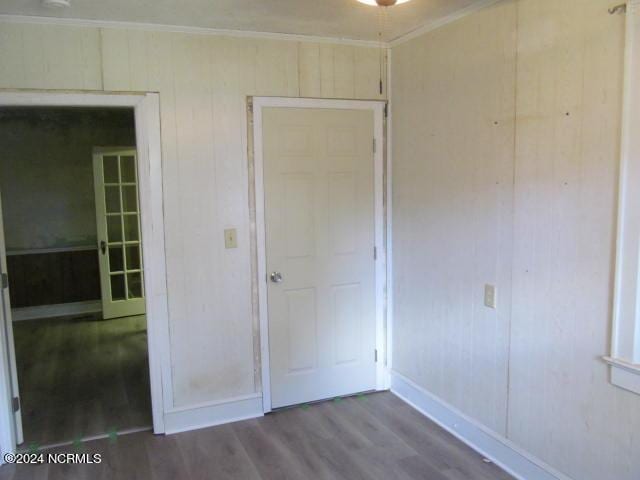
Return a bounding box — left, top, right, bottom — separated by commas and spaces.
0, 107, 151, 448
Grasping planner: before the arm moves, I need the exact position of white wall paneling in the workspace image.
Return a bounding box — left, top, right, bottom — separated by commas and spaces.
509, 2, 639, 479
391, 0, 517, 437
391, 1, 640, 479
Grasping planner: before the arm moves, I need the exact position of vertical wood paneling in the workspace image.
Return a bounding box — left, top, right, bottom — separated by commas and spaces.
0, 23, 102, 90
391, 1, 517, 436
7, 251, 100, 308
100, 28, 130, 91
509, 1, 640, 479
0, 24, 26, 88
209, 35, 257, 397
355, 46, 385, 99
319, 44, 336, 98
254, 39, 299, 97
392, 1, 640, 479
0, 21, 387, 409
298, 43, 321, 97
333, 45, 356, 99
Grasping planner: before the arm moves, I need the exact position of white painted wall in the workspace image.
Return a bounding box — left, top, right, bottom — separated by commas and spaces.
0, 21, 387, 409
391, 1, 640, 480
0, 108, 135, 251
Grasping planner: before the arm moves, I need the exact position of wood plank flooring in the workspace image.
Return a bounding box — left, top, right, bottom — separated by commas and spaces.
0, 392, 514, 480
12, 314, 152, 447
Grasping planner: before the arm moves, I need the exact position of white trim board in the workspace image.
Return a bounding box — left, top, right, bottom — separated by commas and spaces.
6, 245, 96, 256
0, 91, 171, 458
389, 0, 503, 47
608, 0, 640, 395
11, 301, 101, 322
390, 371, 574, 480
0, 14, 382, 48
163, 394, 263, 435
251, 97, 389, 413
385, 48, 394, 371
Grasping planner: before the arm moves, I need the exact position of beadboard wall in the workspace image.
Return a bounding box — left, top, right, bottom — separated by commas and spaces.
391, 1, 640, 479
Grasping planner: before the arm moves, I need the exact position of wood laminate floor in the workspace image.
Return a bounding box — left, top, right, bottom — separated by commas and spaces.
0, 392, 514, 480
13, 314, 152, 447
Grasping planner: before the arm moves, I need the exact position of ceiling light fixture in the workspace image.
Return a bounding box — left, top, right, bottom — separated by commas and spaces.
42, 0, 70, 8
357, 0, 412, 6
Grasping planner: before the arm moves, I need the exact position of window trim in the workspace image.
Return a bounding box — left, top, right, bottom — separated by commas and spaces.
609, 0, 640, 395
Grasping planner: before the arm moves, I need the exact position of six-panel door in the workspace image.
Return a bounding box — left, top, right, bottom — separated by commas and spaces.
263, 107, 377, 408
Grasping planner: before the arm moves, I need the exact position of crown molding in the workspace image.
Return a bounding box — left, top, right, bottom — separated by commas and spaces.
389, 0, 503, 47
0, 0, 504, 50
0, 14, 386, 48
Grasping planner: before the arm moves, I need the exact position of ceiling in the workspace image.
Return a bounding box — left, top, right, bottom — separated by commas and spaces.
0, 0, 481, 42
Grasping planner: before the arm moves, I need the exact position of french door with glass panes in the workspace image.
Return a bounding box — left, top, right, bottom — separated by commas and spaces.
93, 148, 145, 319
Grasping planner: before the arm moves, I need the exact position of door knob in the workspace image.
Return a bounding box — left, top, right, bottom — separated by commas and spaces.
270, 272, 283, 283
100, 240, 107, 255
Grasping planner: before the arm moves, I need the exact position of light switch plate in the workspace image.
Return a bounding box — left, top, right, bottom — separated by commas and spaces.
224, 228, 238, 249
484, 284, 497, 309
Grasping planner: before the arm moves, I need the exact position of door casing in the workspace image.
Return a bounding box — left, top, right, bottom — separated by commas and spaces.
0, 91, 172, 458
251, 97, 389, 413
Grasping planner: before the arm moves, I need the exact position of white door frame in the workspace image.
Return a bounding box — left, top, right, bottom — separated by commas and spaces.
252, 97, 389, 413
0, 91, 172, 455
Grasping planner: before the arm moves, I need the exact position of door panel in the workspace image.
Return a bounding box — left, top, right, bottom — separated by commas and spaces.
0, 193, 23, 445
93, 148, 145, 319
263, 107, 376, 409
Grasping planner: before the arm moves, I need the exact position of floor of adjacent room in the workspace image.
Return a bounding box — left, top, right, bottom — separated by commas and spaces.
0, 392, 513, 480
13, 313, 152, 448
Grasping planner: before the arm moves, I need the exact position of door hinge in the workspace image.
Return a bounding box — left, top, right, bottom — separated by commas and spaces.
1, 272, 7, 289
12, 397, 19, 412
374, 246, 377, 260
373, 138, 377, 153
374, 349, 378, 362
384, 103, 388, 118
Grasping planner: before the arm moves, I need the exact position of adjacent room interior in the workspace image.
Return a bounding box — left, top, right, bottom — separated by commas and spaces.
0, 107, 151, 448
0, 1, 639, 480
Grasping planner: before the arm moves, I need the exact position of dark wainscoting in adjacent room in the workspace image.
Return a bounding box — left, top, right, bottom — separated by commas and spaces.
6, 248, 101, 308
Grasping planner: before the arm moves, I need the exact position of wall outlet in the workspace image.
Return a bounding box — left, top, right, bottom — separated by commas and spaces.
484, 284, 497, 309
224, 228, 238, 249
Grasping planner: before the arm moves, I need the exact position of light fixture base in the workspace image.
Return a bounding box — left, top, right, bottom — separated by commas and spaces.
42, 0, 71, 8
357, 0, 412, 6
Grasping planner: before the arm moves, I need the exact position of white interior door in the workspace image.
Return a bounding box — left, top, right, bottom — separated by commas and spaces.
93, 148, 145, 320
0, 192, 23, 445
263, 107, 377, 409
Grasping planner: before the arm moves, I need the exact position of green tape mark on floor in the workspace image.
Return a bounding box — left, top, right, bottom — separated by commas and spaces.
28, 443, 39, 454
108, 428, 118, 444
357, 394, 367, 400
73, 437, 83, 450
301, 404, 310, 410
334, 397, 343, 403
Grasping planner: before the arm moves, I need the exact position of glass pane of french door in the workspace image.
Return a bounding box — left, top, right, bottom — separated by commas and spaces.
102, 153, 144, 302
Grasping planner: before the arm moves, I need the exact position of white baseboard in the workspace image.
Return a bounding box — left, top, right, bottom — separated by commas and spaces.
163, 393, 263, 435
390, 371, 573, 480
11, 300, 102, 321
